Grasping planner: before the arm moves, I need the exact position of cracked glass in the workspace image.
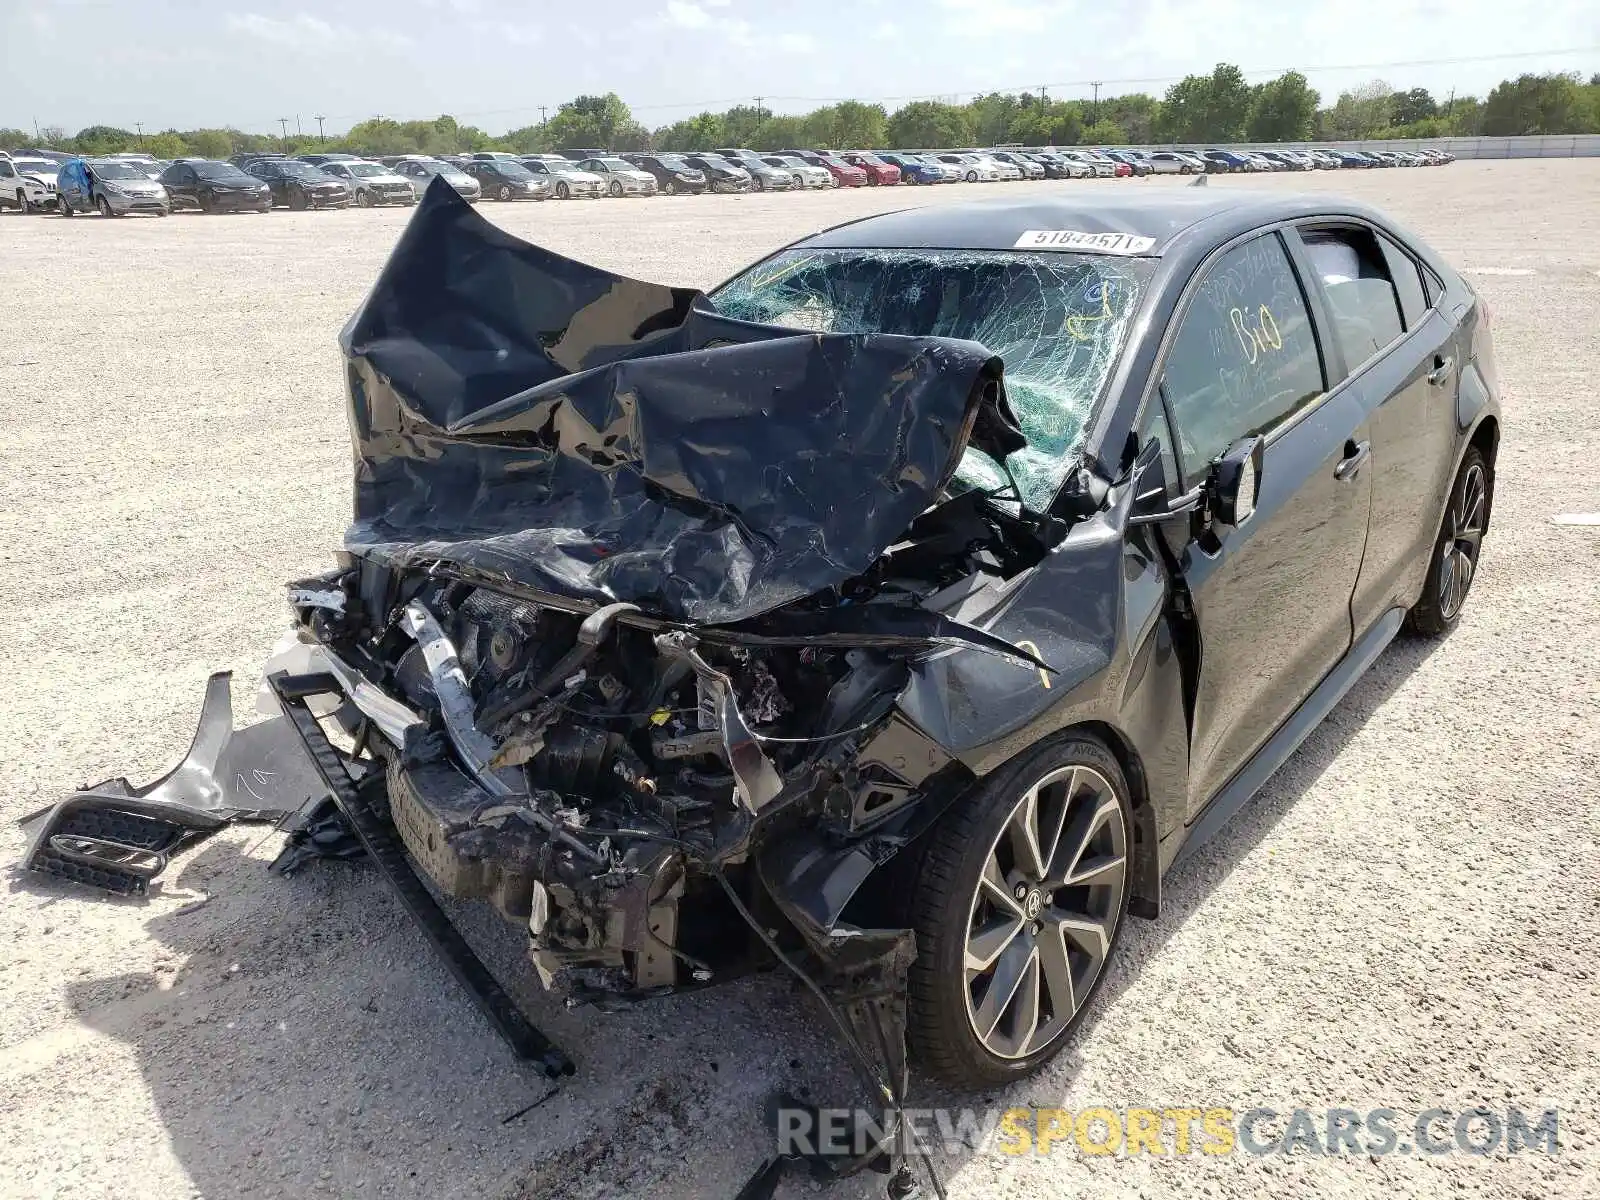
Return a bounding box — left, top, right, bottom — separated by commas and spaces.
713, 248, 1152, 508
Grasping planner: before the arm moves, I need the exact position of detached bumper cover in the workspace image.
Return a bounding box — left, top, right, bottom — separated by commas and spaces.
18, 673, 325, 895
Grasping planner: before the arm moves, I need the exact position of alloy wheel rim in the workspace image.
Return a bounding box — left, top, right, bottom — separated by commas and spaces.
962, 765, 1127, 1060
1439, 463, 1486, 620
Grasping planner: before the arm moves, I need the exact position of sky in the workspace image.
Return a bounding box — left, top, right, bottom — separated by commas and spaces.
3, 0, 1597, 136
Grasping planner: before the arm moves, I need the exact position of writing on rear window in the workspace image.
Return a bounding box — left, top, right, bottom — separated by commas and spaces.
1013, 230, 1156, 255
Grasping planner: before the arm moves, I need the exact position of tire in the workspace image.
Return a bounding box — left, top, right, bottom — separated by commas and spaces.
1406, 448, 1489, 636
17, 189, 30, 213
97, 195, 117, 218
663, 179, 676, 195
908, 732, 1133, 1088
965, 170, 978, 183
288, 189, 305, 211
752, 175, 765, 191
60, 197, 74, 217
357, 189, 373, 208
498, 185, 512, 201
556, 182, 570, 200
1179, 165, 1191, 175
609, 179, 623, 197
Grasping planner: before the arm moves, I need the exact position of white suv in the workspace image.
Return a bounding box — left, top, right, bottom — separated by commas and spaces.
0, 155, 60, 212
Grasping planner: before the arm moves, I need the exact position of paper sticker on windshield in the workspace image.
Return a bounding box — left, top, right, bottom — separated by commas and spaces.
1014, 230, 1156, 255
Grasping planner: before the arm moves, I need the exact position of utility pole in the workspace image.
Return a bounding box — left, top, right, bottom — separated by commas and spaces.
296, 114, 302, 137
134, 122, 144, 148
1040, 86, 1048, 108
314, 115, 326, 143
278, 117, 290, 139
539, 105, 548, 125
1091, 81, 1102, 125
753, 95, 764, 142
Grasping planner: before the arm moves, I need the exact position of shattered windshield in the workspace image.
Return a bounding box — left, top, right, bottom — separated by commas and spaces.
712, 248, 1151, 507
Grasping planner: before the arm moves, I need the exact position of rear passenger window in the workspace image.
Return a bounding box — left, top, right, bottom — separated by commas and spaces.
1162, 233, 1326, 488
1300, 228, 1405, 367
1377, 232, 1429, 330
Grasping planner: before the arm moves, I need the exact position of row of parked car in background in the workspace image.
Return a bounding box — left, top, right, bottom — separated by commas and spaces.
0, 143, 1455, 216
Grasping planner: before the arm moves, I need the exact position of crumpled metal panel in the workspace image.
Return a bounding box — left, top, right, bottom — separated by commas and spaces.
340, 177, 1008, 625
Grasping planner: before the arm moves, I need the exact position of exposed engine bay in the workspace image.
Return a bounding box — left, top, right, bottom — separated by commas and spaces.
18, 178, 1127, 1198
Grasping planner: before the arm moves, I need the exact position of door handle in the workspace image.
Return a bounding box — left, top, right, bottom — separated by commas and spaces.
1334, 439, 1371, 481
1427, 355, 1455, 386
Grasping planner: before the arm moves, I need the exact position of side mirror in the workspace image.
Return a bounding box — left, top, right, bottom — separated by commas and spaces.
1209, 436, 1265, 528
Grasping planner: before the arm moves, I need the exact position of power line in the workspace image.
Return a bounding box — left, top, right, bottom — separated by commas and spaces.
75, 44, 1600, 137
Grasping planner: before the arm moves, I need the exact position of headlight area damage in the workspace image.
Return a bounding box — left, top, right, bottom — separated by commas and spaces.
22, 179, 1085, 1195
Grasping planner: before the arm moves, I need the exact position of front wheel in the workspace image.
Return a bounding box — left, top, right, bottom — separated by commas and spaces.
556, 182, 570, 200
908, 733, 1132, 1088
609, 179, 623, 197
965, 170, 978, 183
98, 196, 115, 217
1407, 448, 1488, 636
357, 189, 373, 208
497, 185, 512, 201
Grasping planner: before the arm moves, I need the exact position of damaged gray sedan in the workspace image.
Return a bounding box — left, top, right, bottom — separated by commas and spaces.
23, 178, 1499, 1190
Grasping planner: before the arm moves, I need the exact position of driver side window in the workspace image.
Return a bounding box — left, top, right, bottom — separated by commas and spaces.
1161, 233, 1325, 488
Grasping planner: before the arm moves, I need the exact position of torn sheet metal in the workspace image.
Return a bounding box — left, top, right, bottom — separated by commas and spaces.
341, 178, 1017, 625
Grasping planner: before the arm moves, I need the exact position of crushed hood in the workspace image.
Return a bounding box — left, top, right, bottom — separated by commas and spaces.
340, 176, 1021, 625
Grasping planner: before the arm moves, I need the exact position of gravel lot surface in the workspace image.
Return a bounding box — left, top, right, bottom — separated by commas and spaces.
2, 160, 1597, 1200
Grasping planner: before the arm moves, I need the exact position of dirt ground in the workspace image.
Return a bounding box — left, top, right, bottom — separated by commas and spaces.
1, 160, 1597, 1200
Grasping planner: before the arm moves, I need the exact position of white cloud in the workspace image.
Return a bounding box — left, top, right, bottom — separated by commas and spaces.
937, 0, 1064, 35
225, 12, 411, 52
665, 1, 713, 29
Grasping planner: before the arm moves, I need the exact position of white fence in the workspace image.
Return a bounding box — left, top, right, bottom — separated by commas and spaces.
1153, 134, 1600, 159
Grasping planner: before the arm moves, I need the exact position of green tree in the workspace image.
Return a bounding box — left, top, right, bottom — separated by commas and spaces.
1323, 80, 1393, 138
720, 105, 765, 147
1081, 119, 1126, 145
1481, 73, 1590, 135
545, 93, 648, 150
751, 114, 802, 151
1389, 87, 1437, 126
185, 129, 234, 158
1101, 93, 1159, 144
73, 125, 135, 155
887, 100, 972, 148
1157, 63, 1252, 142
504, 123, 553, 153
655, 112, 724, 151
1248, 71, 1319, 142
0, 128, 33, 150
965, 93, 1021, 145
796, 101, 887, 149
146, 131, 188, 159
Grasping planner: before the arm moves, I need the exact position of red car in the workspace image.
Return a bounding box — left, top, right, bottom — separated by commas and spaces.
791, 150, 868, 187
840, 151, 902, 186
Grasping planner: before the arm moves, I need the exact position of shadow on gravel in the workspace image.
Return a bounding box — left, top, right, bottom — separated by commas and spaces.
39, 634, 1440, 1200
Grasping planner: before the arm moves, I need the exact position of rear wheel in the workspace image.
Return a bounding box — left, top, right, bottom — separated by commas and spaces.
1407, 448, 1488, 636
908, 733, 1132, 1087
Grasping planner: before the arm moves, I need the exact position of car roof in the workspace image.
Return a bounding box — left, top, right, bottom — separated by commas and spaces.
790, 191, 1386, 257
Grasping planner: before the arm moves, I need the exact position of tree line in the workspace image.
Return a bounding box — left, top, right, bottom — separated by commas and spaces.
7, 69, 1599, 161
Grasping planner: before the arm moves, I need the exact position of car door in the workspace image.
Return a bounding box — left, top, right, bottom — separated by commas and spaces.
160, 165, 193, 207
1157, 229, 1375, 818
1289, 222, 1460, 638
0, 159, 16, 204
